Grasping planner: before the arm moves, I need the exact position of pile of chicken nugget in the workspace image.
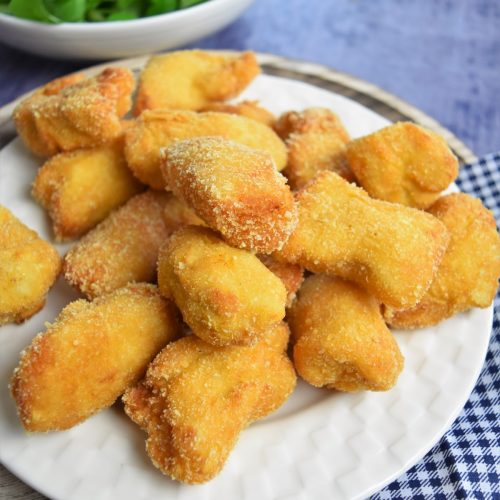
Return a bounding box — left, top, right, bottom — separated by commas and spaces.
2, 50, 500, 485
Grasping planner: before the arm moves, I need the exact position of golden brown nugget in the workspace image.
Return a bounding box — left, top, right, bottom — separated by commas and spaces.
261, 321, 291, 351
11, 284, 181, 432
162, 137, 296, 253
162, 193, 308, 256
63, 191, 169, 300
125, 109, 288, 189
34, 73, 86, 97
276, 172, 449, 310
123, 335, 296, 484
0, 206, 61, 326
201, 100, 276, 126
14, 67, 135, 157
274, 107, 353, 189
289, 275, 404, 392
345, 122, 459, 209
258, 254, 304, 307
157, 226, 287, 346
384, 193, 500, 328
134, 50, 259, 114
162, 193, 205, 231
32, 140, 143, 241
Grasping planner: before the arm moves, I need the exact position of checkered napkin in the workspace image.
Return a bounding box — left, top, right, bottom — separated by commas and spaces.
374, 154, 500, 499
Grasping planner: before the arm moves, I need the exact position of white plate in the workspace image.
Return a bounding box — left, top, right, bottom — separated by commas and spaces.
0, 74, 492, 500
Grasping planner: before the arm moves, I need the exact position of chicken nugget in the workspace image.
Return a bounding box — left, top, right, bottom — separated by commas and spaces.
258, 254, 304, 307
63, 190, 169, 299
125, 110, 287, 189
384, 193, 500, 328
134, 50, 259, 115
0, 206, 61, 325
289, 275, 404, 391
162, 137, 297, 253
32, 139, 143, 241
123, 334, 296, 483
274, 107, 353, 189
162, 193, 205, 230
11, 284, 180, 432
157, 226, 287, 346
276, 172, 449, 309
346, 122, 459, 209
14, 67, 135, 157
34, 73, 86, 97
201, 100, 275, 126
261, 321, 291, 351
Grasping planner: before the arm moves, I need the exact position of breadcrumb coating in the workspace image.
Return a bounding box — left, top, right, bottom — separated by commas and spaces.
384, 193, 500, 328
289, 275, 404, 392
63, 190, 170, 300
276, 171, 450, 309
201, 100, 276, 127
134, 50, 260, 114
162, 193, 205, 230
14, 68, 135, 157
11, 284, 181, 432
161, 137, 297, 254
34, 73, 86, 97
157, 226, 287, 346
0, 206, 61, 326
274, 107, 353, 189
258, 254, 304, 307
32, 138, 143, 241
122, 334, 296, 484
125, 109, 288, 189
346, 122, 459, 209
261, 321, 291, 352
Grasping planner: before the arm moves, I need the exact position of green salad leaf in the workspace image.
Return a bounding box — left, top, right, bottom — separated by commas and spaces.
45, 0, 87, 22
8, 0, 61, 22
145, 0, 177, 17
1, 0, 209, 23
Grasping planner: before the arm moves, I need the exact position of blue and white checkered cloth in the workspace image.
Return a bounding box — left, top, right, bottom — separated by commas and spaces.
374, 153, 500, 499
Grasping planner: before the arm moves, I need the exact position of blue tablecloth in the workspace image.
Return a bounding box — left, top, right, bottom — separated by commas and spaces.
376, 154, 500, 499
1, 1, 499, 498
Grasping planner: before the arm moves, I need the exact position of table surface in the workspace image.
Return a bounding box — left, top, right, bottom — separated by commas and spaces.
1, 1, 499, 499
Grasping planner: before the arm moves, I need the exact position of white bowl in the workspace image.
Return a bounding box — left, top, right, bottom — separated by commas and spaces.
0, 0, 254, 60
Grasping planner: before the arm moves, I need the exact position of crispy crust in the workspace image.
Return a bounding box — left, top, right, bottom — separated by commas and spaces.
258, 254, 304, 307
122, 334, 296, 483
289, 275, 404, 392
384, 193, 500, 328
346, 122, 459, 209
274, 108, 353, 189
34, 73, 86, 97
161, 137, 297, 254
276, 171, 450, 309
63, 190, 170, 299
11, 284, 181, 432
124, 109, 288, 189
134, 50, 260, 114
14, 68, 135, 157
201, 100, 276, 126
32, 138, 143, 241
157, 226, 287, 346
0, 206, 61, 326
261, 321, 291, 352
162, 193, 205, 230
